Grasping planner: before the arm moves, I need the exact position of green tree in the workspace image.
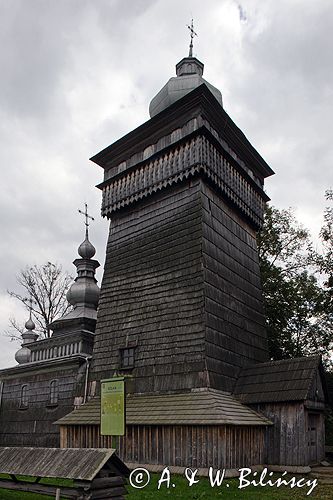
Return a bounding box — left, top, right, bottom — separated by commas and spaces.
317, 190, 333, 294
258, 205, 332, 365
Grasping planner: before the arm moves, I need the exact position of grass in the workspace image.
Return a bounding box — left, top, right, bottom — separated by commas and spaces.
0, 475, 72, 500
0, 473, 331, 499
126, 473, 332, 499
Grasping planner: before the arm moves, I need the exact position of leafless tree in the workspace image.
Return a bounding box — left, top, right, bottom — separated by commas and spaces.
6, 262, 73, 341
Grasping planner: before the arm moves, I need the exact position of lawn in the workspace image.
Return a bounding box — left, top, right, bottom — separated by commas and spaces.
0, 473, 332, 500
126, 472, 332, 499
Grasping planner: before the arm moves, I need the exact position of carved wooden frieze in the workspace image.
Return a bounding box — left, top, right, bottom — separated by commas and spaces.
101, 131, 267, 227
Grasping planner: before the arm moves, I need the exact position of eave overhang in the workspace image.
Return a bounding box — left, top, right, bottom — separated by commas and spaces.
90, 84, 274, 181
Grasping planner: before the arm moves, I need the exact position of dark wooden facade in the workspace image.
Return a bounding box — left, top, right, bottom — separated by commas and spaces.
253, 402, 325, 466
202, 182, 268, 391
234, 356, 327, 465
0, 226, 99, 448
0, 358, 87, 447
91, 177, 268, 393
55, 80, 328, 469
90, 85, 272, 395
56, 388, 271, 469
60, 423, 266, 470
1, 63, 326, 471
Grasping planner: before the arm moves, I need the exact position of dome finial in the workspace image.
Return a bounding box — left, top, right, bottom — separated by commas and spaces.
186, 18, 197, 58
66, 207, 100, 311
15, 297, 38, 364
77, 203, 96, 259
24, 295, 36, 331
78, 202, 95, 242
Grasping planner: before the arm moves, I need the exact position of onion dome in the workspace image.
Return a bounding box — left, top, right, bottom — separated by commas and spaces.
49, 207, 101, 336
149, 56, 223, 118
78, 231, 96, 259
25, 317, 35, 331
15, 313, 39, 364
66, 229, 100, 310
15, 346, 31, 364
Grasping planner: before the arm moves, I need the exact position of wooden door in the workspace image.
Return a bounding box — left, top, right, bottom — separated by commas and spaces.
307, 413, 319, 463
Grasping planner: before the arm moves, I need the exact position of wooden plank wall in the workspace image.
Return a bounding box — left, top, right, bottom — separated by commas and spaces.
201, 183, 269, 392
91, 179, 208, 393
0, 363, 83, 447
253, 402, 308, 465
305, 410, 325, 463
60, 424, 265, 469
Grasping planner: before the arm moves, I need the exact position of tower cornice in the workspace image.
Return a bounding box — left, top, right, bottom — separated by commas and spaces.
91, 84, 274, 181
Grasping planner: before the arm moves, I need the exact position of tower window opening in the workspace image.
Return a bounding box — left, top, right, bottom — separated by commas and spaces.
120, 347, 135, 369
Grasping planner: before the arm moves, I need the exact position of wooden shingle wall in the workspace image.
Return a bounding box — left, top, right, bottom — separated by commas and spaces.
0, 362, 84, 447
91, 175, 269, 393
202, 183, 268, 392
308, 368, 326, 403
91, 178, 207, 392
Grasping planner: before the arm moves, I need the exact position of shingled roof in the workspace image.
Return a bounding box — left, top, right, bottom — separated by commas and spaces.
0, 447, 128, 481
55, 388, 271, 427
233, 355, 322, 404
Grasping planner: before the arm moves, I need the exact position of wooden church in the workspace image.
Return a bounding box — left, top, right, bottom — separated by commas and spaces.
0, 44, 327, 468
56, 50, 327, 468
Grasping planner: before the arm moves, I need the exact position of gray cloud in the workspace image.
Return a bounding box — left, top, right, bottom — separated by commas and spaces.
0, 0, 332, 368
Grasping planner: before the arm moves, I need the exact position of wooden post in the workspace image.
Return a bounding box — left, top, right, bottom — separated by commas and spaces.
55, 488, 61, 500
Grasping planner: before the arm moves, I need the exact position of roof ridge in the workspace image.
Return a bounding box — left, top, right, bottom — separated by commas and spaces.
240, 355, 321, 371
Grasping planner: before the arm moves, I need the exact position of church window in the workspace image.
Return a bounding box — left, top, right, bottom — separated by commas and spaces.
120, 347, 135, 369
49, 379, 59, 405
20, 384, 29, 408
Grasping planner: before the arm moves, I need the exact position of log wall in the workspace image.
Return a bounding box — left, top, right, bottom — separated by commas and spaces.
60, 424, 266, 469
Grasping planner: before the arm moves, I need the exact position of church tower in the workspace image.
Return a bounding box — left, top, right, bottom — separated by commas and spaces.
58, 40, 326, 470
89, 47, 274, 395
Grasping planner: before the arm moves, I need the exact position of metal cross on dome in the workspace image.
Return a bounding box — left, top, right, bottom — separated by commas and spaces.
23, 295, 35, 319
78, 203, 94, 227
186, 18, 198, 58
78, 203, 94, 238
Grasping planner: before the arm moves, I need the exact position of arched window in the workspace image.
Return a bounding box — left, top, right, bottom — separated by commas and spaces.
49, 379, 59, 405
20, 385, 28, 408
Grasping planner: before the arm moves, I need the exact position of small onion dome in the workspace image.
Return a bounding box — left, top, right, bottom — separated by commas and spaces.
25, 317, 35, 331
15, 314, 38, 364
78, 237, 96, 259
15, 346, 31, 364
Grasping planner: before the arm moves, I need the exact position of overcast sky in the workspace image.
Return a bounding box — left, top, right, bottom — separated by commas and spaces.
0, 0, 332, 369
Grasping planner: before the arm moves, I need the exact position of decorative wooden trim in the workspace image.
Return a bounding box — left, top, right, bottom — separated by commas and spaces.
101, 133, 266, 228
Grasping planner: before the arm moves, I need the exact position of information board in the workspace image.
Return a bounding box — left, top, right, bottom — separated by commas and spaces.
100, 377, 125, 436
